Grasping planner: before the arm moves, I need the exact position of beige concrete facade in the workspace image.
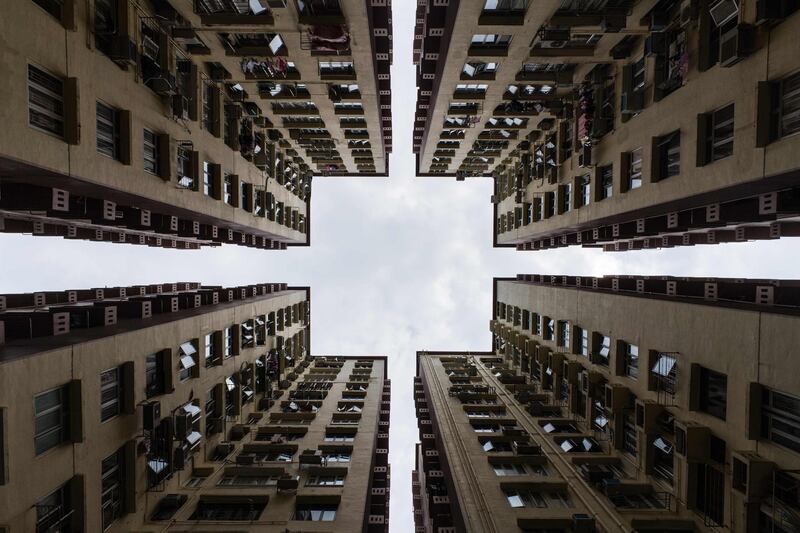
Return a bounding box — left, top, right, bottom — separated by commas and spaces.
413, 275, 800, 533
0, 0, 391, 249
413, 0, 800, 252
0, 282, 391, 532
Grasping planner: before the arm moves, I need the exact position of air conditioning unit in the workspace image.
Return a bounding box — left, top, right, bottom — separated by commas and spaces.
680, 0, 700, 26
620, 90, 644, 114
172, 94, 189, 118
174, 412, 192, 437
173, 447, 186, 471
650, 9, 670, 31
150, 74, 177, 96
731, 451, 774, 502
277, 474, 299, 492
674, 420, 710, 461
634, 399, 664, 433
719, 24, 754, 67
709, 0, 739, 26
540, 29, 571, 42
601, 13, 627, 32
109, 36, 138, 65
572, 514, 596, 533
539, 39, 567, 49
755, 0, 795, 24
143, 401, 161, 430
604, 384, 630, 412
236, 454, 255, 465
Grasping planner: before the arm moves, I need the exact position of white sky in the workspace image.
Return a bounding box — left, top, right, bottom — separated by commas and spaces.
1, 2, 799, 531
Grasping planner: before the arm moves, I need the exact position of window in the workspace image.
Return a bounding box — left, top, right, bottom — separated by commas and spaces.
319, 61, 355, 76
176, 144, 195, 189
28, 65, 64, 138
626, 148, 643, 190
533, 313, 541, 336
203, 162, 214, 197
560, 183, 572, 213
576, 327, 589, 357
100, 367, 121, 422
492, 463, 542, 476
543, 317, 555, 341
223, 326, 234, 357
462, 61, 498, 78
593, 333, 610, 366
94, 0, 119, 56
202, 83, 216, 133
32, 0, 64, 20
101, 449, 123, 530
699, 104, 735, 165
557, 320, 570, 348
505, 489, 573, 508
632, 56, 645, 92
598, 164, 613, 200
218, 473, 280, 486
241, 181, 251, 210
34, 385, 69, 454
577, 175, 591, 207
223, 174, 234, 206
306, 474, 345, 486
703, 13, 736, 70
761, 386, 800, 453
470, 34, 512, 50
145, 352, 166, 398
324, 432, 355, 442
205, 387, 218, 435
204, 333, 220, 366
622, 410, 638, 456
225, 376, 237, 417
775, 72, 800, 139
622, 342, 639, 379
650, 352, 677, 395
482, 0, 527, 12
322, 452, 351, 463
177, 340, 198, 382
190, 499, 266, 521
36, 483, 73, 533
143, 129, 159, 175
96, 102, 121, 160
545, 191, 556, 218
654, 131, 680, 180
455, 83, 489, 96
294, 504, 338, 521
698, 366, 727, 420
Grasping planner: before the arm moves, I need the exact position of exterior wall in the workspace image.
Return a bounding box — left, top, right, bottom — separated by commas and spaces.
413, 276, 800, 533
413, 0, 800, 251
0, 0, 392, 248
496, 7, 800, 251
0, 283, 390, 532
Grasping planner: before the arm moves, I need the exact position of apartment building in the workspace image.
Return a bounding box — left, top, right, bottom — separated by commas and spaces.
0, 0, 392, 249
413, 0, 800, 251
413, 275, 800, 532
0, 282, 391, 532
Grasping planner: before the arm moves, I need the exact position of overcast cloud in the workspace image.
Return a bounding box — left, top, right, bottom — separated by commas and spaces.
1, 1, 799, 531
